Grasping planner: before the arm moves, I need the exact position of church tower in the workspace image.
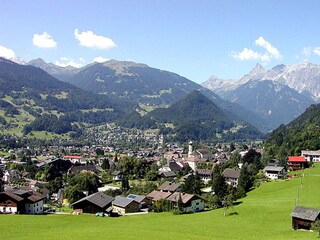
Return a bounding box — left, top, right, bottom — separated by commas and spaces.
188, 140, 193, 158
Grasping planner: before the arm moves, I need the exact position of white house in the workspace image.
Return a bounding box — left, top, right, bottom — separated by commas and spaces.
222, 168, 240, 187
263, 166, 286, 180
301, 150, 320, 162
166, 192, 204, 213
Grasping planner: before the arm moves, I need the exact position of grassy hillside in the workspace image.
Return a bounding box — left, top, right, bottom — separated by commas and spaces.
2, 164, 320, 239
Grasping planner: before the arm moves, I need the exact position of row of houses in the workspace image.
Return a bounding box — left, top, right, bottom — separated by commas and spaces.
70, 181, 204, 216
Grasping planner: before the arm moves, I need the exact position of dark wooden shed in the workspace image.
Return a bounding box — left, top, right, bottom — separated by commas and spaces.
291, 206, 320, 230
71, 192, 114, 214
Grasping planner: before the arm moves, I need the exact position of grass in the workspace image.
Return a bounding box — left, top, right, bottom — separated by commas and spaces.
1, 165, 320, 239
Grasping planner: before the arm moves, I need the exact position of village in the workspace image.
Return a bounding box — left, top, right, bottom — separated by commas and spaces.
1, 135, 320, 230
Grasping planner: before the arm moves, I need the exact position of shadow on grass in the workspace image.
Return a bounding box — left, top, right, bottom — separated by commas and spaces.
233, 201, 243, 206
227, 211, 239, 216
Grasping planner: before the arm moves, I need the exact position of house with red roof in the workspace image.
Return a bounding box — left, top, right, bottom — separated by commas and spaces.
287, 156, 308, 171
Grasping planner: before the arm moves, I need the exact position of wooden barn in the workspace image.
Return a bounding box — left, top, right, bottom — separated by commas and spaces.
71, 192, 114, 214
291, 206, 320, 230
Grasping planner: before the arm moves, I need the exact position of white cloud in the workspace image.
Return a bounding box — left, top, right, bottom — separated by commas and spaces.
93, 56, 110, 63
232, 48, 261, 61
0, 45, 16, 59
232, 37, 281, 63
79, 57, 86, 63
313, 47, 320, 56
255, 37, 281, 59
74, 29, 116, 49
54, 57, 83, 68
33, 32, 57, 48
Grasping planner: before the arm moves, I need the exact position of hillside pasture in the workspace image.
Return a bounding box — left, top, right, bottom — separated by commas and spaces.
1, 164, 320, 239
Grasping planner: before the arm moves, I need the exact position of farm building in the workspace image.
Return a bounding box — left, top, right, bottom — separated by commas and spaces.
291, 206, 320, 230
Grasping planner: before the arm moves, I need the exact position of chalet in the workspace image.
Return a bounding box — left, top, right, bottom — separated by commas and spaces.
112, 196, 140, 215
291, 206, 320, 230
166, 192, 205, 213
301, 150, 320, 162
63, 155, 86, 165
158, 181, 181, 193
0, 189, 45, 214
146, 190, 172, 202
71, 192, 114, 214
196, 169, 213, 183
222, 168, 240, 187
287, 156, 308, 171
263, 166, 286, 180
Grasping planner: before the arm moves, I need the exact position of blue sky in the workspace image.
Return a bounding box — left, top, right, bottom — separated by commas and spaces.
0, 0, 320, 83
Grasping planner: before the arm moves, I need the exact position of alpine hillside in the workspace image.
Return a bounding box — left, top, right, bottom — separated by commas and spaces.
143, 91, 263, 142
0, 58, 135, 136
263, 103, 320, 160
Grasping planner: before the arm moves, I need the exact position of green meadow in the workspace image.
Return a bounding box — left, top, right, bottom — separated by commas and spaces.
2, 164, 320, 240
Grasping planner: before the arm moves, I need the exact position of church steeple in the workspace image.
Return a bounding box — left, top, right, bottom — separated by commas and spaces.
188, 140, 193, 158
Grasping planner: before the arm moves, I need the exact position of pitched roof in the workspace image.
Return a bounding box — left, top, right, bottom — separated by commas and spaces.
301, 150, 320, 155
146, 190, 172, 201
222, 168, 240, 179
166, 192, 196, 204
288, 156, 306, 162
71, 192, 114, 208
27, 192, 46, 203
291, 206, 320, 221
126, 194, 146, 203
263, 166, 285, 172
158, 181, 181, 192
113, 196, 134, 208
160, 171, 177, 178
169, 161, 183, 171
0, 192, 24, 202
68, 165, 97, 175
196, 169, 213, 176
1, 189, 45, 203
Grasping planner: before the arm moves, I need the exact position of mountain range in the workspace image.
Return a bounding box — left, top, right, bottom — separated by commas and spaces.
202, 63, 318, 128
28, 58, 79, 81
26, 58, 271, 132
2, 56, 319, 139
0, 57, 265, 141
